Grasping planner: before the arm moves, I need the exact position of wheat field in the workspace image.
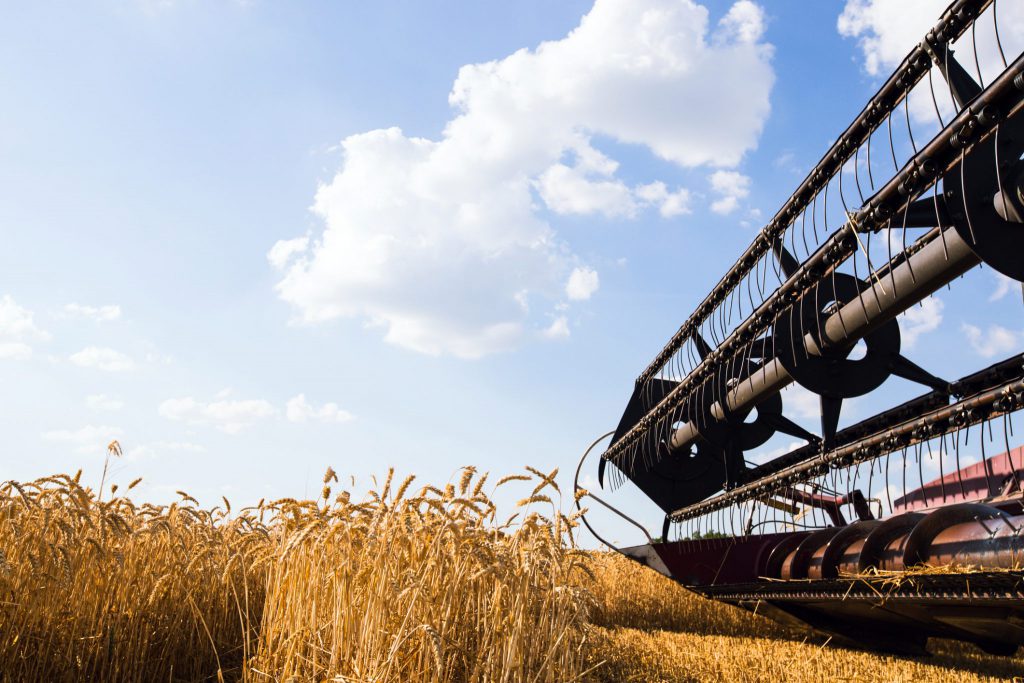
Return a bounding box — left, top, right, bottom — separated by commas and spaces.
1, 461, 1023, 682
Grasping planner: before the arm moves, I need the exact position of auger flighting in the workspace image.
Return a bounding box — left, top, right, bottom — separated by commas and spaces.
577, 0, 1024, 655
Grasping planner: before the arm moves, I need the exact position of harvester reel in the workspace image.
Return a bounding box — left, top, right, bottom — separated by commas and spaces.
772, 266, 948, 443
586, 0, 1024, 657
775, 271, 902, 401
945, 106, 1024, 281
689, 333, 816, 490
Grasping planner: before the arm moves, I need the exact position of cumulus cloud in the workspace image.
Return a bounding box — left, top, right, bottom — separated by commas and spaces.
267, 236, 309, 270
537, 147, 695, 219
0, 295, 49, 359
708, 170, 751, 215
43, 424, 123, 454
537, 148, 637, 218
838, 1, 1024, 120
271, 0, 774, 358
70, 346, 136, 372
961, 322, 1024, 358
990, 273, 1019, 303
782, 384, 821, 420
543, 316, 571, 339
62, 303, 121, 322
635, 181, 692, 217
899, 295, 943, 349
838, 0, 946, 77
0, 296, 49, 340
86, 394, 124, 412
159, 396, 277, 434
718, 0, 766, 44
566, 267, 600, 301
285, 394, 354, 423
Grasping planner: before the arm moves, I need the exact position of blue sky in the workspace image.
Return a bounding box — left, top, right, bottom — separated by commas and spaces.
2, 0, 1022, 546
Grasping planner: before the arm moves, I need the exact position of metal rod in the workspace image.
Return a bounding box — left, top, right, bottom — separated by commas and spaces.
573, 431, 653, 549
669, 228, 980, 450
669, 376, 1024, 522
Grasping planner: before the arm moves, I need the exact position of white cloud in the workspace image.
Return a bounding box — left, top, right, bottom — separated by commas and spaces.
267, 236, 310, 270
537, 165, 635, 218
42, 424, 123, 454
635, 181, 692, 217
782, 376, 860, 426
70, 346, 136, 372
838, 0, 945, 77
537, 148, 637, 218
566, 267, 600, 301
961, 322, 1024, 358
990, 273, 1018, 303
709, 170, 751, 215
838, 1, 1024, 120
783, 384, 820, 420
543, 316, 571, 339
718, 0, 765, 45
159, 396, 277, 434
513, 290, 530, 313
0, 296, 49, 340
899, 295, 943, 349
0, 343, 32, 360
537, 148, 694, 219
285, 394, 354, 423
272, 0, 774, 358
62, 303, 121, 322
0, 295, 49, 359
711, 198, 740, 215
86, 394, 124, 412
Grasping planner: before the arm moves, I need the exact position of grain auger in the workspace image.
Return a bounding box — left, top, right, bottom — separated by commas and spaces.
576, 0, 1024, 655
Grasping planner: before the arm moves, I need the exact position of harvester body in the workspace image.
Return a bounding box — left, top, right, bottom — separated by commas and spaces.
580, 0, 1024, 655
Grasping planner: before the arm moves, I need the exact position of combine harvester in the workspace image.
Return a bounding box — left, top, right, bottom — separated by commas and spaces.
577, 0, 1024, 655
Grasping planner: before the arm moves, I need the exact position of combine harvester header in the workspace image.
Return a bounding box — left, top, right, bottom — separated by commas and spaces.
577, 0, 1024, 655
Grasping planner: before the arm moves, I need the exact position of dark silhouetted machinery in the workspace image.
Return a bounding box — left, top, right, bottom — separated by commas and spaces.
577, 0, 1024, 655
